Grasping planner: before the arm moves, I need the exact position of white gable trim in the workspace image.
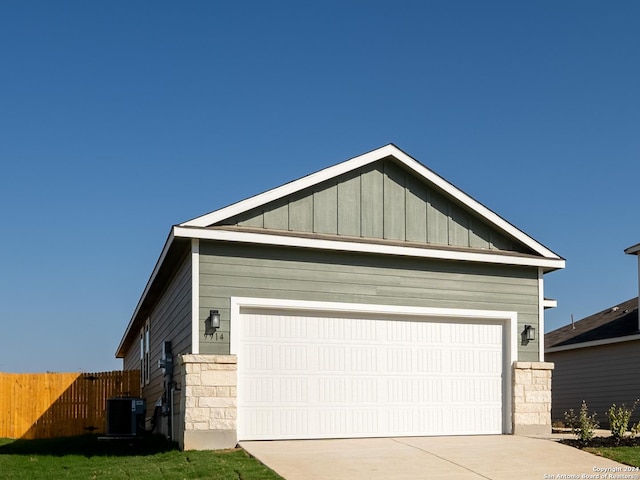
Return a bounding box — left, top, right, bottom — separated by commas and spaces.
180, 144, 562, 261
173, 226, 565, 270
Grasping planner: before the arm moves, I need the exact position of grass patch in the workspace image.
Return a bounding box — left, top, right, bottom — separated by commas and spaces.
0, 435, 282, 480
584, 446, 640, 468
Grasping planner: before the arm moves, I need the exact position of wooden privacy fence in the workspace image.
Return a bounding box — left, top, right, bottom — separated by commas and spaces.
0, 370, 140, 439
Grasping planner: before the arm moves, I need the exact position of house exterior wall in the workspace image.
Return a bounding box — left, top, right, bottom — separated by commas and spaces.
225, 160, 528, 254
122, 250, 193, 437
178, 358, 552, 449
547, 340, 640, 427
197, 241, 541, 361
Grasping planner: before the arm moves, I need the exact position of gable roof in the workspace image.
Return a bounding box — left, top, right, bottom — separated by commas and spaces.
545, 297, 640, 352
116, 144, 565, 358
180, 144, 564, 269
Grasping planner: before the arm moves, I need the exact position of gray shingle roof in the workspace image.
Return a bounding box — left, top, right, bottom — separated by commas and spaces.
545, 297, 639, 349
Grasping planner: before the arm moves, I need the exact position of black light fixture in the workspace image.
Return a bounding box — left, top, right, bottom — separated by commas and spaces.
524, 324, 536, 341
205, 309, 221, 336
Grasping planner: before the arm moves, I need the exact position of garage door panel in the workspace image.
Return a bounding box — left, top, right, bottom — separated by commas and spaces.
238, 312, 505, 440
279, 345, 307, 370
351, 347, 378, 371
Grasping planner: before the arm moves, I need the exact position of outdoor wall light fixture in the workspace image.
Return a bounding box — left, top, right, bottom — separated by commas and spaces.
524, 324, 536, 341
204, 309, 221, 337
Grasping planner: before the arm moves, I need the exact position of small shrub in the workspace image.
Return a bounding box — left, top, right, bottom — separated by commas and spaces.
608, 401, 638, 443
564, 400, 599, 443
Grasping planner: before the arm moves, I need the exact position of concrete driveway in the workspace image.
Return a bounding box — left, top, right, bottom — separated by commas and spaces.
241, 435, 631, 480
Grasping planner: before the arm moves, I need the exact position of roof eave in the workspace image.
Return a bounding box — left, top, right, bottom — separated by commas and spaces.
115, 229, 176, 358
546, 333, 640, 353
173, 226, 566, 271
180, 144, 563, 262
625, 243, 640, 255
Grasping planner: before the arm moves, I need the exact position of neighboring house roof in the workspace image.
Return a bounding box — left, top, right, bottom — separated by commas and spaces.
545, 297, 640, 352
625, 243, 640, 255
116, 144, 565, 358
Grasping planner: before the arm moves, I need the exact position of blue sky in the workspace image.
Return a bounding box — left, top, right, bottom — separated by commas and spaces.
1, 1, 639, 372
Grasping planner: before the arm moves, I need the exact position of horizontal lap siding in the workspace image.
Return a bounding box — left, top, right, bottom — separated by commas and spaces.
199, 242, 539, 360
123, 252, 192, 421
548, 342, 640, 427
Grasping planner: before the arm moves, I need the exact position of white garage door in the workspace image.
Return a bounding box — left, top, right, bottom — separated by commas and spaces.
236, 310, 504, 440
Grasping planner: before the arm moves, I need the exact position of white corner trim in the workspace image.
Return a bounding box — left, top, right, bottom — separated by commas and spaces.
230, 296, 517, 434
173, 226, 565, 270
538, 268, 544, 362
545, 334, 640, 353
191, 239, 200, 355
180, 144, 562, 261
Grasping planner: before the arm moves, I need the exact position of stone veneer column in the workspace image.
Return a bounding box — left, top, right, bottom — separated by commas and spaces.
513, 361, 554, 435
178, 354, 237, 450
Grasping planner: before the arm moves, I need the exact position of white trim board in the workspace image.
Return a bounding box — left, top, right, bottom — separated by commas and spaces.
230, 296, 517, 434
173, 226, 565, 270
191, 239, 200, 355
538, 268, 545, 362
181, 144, 563, 263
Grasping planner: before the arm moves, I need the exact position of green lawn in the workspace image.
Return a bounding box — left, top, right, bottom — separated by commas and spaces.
584, 446, 640, 469
0, 435, 283, 480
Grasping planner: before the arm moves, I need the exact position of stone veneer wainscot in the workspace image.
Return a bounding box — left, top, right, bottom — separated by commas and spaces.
178, 354, 238, 450
513, 361, 554, 435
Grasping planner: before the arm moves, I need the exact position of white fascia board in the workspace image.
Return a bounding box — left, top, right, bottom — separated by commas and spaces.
543, 299, 557, 309
545, 334, 640, 353
180, 144, 562, 262
181, 145, 399, 227
393, 152, 560, 260
173, 226, 566, 270
115, 230, 176, 358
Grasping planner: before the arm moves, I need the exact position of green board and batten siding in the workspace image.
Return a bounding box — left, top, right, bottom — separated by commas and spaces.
225, 159, 529, 254
198, 242, 540, 361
